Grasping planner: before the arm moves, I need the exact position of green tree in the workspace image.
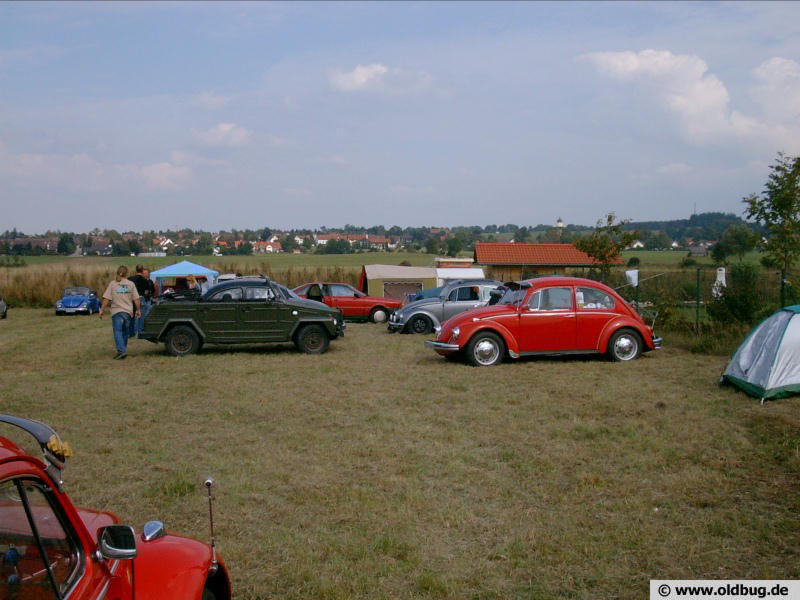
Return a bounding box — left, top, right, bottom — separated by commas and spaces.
573, 213, 637, 281
719, 224, 757, 262
743, 152, 800, 272
57, 233, 76, 255
446, 237, 463, 257
281, 235, 298, 254
425, 237, 443, 254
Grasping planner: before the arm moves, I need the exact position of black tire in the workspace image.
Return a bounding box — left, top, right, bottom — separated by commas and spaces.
202, 590, 217, 600
407, 314, 433, 334
465, 331, 504, 367
295, 324, 330, 354
369, 307, 389, 323
165, 325, 201, 357
607, 329, 642, 362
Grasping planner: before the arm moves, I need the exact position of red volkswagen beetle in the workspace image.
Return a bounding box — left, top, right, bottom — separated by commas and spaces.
425, 276, 661, 366
0, 415, 231, 599
293, 282, 403, 322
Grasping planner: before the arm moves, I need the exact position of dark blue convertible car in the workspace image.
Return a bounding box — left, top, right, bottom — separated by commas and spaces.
55, 286, 100, 315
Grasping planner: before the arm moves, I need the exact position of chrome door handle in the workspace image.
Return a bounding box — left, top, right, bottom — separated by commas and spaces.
563, 314, 576, 318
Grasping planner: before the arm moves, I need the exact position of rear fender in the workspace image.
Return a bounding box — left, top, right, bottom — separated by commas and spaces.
158, 319, 206, 341
599, 319, 653, 352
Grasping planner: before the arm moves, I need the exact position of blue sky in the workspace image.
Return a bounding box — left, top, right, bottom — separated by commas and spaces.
1, 1, 799, 233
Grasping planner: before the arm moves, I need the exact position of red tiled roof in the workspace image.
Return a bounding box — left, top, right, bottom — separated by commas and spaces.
474, 242, 622, 266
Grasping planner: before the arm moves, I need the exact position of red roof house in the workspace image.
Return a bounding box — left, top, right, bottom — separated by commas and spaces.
473, 242, 621, 280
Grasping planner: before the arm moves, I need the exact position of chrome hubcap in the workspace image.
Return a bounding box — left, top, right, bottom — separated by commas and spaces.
475, 339, 499, 365
372, 310, 387, 323
614, 335, 637, 360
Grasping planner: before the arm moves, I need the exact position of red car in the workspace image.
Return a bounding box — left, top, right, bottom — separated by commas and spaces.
0, 415, 231, 599
293, 282, 403, 322
425, 276, 661, 366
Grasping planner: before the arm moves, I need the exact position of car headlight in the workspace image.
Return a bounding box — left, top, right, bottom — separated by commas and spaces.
56, 301, 62, 307
451, 327, 460, 342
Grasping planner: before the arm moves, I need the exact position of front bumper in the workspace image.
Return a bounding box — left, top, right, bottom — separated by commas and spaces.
387, 319, 406, 332
653, 336, 663, 349
424, 340, 460, 353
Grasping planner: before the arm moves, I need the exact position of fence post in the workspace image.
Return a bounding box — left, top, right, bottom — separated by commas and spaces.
696, 268, 701, 333
781, 269, 786, 308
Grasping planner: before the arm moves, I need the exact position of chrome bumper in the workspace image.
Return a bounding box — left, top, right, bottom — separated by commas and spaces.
653, 336, 663, 349
387, 321, 405, 332
424, 340, 460, 352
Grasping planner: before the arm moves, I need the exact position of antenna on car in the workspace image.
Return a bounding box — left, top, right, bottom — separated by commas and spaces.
204, 477, 219, 573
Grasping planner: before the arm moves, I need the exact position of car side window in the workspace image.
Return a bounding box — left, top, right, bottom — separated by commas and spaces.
208, 287, 242, 302
528, 290, 541, 310
454, 287, 479, 301
576, 287, 615, 310
0, 478, 81, 596
329, 284, 355, 297
479, 287, 495, 302
540, 287, 573, 310
294, 284, 310, 295
245, 287, 274, 301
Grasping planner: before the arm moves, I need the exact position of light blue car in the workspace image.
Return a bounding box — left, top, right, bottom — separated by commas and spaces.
56, 286, 100, 315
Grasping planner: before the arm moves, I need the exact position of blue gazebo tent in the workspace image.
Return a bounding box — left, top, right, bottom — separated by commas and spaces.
150, 260, 219, 294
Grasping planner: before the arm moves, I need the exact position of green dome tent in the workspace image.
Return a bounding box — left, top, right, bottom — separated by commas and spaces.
722, 305, 800, 402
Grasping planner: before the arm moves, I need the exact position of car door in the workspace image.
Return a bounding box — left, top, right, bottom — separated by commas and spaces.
575, 286, 618, 351
518, 286, 577, 353
0, 478, 85, 599
442, 286, 483, 321
326, 284, 365, 318
238, 285, 282, 342
201, 287, 242, 341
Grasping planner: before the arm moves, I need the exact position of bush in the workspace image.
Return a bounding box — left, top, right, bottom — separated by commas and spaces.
680, 257, 697, 267
707, 263, 768, 325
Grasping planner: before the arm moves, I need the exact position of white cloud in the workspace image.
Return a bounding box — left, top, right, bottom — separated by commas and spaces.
751, 57, 800, 123
193, 122, 251, 147
583, 49, 800, 152
329, 63, 388, 91
141, 162, 193, 190
657, 162, 693, 175
170, 150, 228, 167
0, 141, 193, 191
190, 91, 231, 110
328, 63, 434, 95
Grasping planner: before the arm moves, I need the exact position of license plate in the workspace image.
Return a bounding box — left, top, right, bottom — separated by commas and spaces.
65, 309, 77, 313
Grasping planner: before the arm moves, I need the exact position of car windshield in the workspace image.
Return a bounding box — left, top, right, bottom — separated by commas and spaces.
276, 284, 300, 300
497, 286, 528, 306
64, 287, 90, 296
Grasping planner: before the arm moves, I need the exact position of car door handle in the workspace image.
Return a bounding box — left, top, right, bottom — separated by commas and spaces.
563, 314, 576, 318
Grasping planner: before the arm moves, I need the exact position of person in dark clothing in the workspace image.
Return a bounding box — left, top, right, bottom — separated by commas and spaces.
129, 264, 155, 335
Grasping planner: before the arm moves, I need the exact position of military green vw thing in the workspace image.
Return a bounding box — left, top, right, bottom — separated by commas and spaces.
140, 277, 345, 356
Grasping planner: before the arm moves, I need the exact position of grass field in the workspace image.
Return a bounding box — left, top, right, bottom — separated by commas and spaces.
1, 310, 798, 598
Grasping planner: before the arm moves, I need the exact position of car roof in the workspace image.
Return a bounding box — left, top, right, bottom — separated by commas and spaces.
443, 278, 501, 288
516, 276, 617, 291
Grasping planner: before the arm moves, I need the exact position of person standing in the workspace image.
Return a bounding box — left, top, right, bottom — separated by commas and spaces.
99, 265, 141, 359
129, 264, 155, 335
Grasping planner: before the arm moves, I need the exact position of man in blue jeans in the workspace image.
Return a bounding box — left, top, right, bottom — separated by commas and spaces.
99, 265, 141, 359
129, 264, 155, 335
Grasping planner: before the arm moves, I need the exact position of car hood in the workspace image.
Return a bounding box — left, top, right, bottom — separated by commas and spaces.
396, 297, 441, 314
60, 295, 89, 307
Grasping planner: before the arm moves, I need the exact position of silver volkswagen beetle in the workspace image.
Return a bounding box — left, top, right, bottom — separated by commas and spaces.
387, 279, 502, 334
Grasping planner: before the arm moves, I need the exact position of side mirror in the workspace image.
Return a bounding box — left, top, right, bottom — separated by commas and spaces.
97, 525, 137, 560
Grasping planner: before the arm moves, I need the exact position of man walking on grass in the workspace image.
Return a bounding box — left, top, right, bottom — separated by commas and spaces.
99, 265, 141, 359
129, 264, 155, 335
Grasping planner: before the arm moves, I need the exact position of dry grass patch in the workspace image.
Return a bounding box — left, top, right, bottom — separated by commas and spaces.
0, 310, 798, 598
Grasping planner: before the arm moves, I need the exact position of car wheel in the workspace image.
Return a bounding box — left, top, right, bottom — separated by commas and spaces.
369, 307, 389, 323
465, 331, 504, 367
165, 325, 201, 357
408, 314, 433, 334
295, 324, 330, 354
607, 329, 642, 362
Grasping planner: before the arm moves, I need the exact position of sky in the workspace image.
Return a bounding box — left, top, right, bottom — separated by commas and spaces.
1, 1, 799, 233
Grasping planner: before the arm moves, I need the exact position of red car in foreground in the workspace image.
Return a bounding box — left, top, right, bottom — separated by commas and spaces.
425, 276, 661, 366
0, 415, 231, 599
293, 282, 403, 322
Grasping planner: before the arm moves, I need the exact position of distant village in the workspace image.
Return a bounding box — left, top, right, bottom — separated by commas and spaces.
0, 212, 753, 259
